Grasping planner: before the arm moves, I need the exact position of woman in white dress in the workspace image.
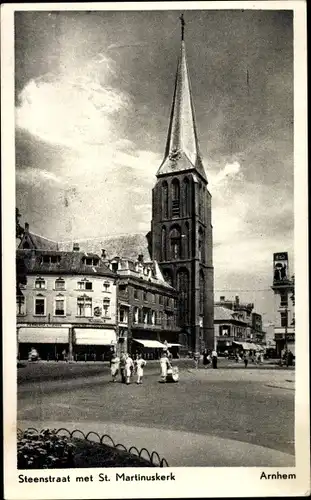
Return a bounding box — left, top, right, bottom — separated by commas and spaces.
135, 354, 146, 384
159, 351, 171, 382
125, 354, 134, 385
110, 353, 120, 382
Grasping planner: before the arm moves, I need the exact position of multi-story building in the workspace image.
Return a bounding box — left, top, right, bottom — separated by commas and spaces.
107, 254, 181, 358
271, 252, 295, 357
149, 19, 214, 354
17, 227, 117, 360
214, 296, 265, 353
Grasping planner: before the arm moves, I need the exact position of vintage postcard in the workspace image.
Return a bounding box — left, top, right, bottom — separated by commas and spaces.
2, 1, 309, 499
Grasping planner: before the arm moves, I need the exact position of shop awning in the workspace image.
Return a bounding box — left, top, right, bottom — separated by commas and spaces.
233, 341, 254, 350
75, 329, 117, 346
166, 343, 182, 348
133, 339, 166, 349
18, 327, 69, 344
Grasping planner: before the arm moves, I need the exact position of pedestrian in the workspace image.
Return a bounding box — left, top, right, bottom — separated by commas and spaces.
202, 349, 210, 368
125, 354, 134, 385
160, 351, 171, 382
110, 353, 120, 382
243, 354, 248, 368
211, 349, 218, 369
193, 351, 200, 369
119, 353, 127, 383
135, 353, 146, 384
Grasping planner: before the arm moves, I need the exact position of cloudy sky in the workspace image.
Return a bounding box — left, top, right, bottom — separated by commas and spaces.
15, 8, 294, 324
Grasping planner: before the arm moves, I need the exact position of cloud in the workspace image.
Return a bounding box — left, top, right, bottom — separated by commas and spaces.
16, 64, 130, 149
211, 160, 242, 185
17, 167, 63, 186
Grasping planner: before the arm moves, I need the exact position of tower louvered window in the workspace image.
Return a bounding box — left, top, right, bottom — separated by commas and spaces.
171, 179, 180, 217
162, 181, 168, 219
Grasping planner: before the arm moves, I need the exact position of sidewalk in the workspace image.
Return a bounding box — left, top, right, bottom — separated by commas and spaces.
18, 419, 295, 467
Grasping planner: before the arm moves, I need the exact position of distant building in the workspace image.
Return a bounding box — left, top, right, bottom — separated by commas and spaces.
107, 254, 181, 358
214, 296, 265, 353
17, 227, 117, 361
271, 252, 295, 357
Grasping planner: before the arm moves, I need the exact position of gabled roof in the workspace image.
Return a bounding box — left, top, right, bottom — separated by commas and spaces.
17, 249, 116, 278
157, 40, 207, 182
214, 306, 248, 324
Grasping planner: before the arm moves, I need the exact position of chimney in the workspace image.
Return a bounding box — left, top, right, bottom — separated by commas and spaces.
235, 296, 240, 305
73, 242, 80, 252
220, 296, 225, 301
101, 249, 107, 259
25, 222, 29, 232
138, 254, 144, 263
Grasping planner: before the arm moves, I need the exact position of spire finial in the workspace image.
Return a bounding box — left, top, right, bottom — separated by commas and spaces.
180, 13, 185, 41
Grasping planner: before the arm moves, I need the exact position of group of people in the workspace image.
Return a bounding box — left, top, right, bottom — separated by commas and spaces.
202, 349, 218, 369
110, 352, 146, 385
110, 349, 176, 384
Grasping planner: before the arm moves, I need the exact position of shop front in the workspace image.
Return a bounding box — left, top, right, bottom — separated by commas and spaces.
18, 326, 69, 360
132, 338, 167, 359
73, 328, 117, 361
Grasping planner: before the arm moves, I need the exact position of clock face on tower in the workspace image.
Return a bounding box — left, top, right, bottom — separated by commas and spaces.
169, 148, 182, 161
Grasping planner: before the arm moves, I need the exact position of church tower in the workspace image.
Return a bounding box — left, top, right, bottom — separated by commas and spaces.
151, 16, 214, 353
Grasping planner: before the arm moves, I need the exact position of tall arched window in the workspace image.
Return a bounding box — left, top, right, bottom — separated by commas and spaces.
171, 178, 180, 217
198, 227, 204, 262
177, 268, 189, 324
183, 177, 190, 216
183, 222, 190, 259
170, 226, 181, 260
198, 183, 205, 222
199, 270, 205, 315
162, 181, 168, 219
161, 226, 167, 261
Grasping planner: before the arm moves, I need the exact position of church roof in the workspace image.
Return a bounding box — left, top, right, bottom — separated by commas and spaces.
59, 233, 150, 261
157, 37, 207, 182
18, 231, 59, 250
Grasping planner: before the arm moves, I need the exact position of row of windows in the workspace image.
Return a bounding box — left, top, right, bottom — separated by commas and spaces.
33, 277, 112, 292
17, 296, 112, 318
132, 288, 176, 308
40, 255, 99, 266
132, 307, 176, 327
161, 178, 205, 221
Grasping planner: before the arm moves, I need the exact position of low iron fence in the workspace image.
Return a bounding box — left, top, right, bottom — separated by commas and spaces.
17, 427, 169, 467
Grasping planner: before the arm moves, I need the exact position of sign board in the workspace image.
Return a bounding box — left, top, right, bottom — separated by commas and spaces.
273, 252, 289, 283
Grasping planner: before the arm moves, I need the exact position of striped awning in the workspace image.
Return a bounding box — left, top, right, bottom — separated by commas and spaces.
74, 328, 116, 346
133, 339, 166, 349
18, 327, 69, 344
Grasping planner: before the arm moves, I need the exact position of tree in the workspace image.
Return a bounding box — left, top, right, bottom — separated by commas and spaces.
16, 208, 24, 240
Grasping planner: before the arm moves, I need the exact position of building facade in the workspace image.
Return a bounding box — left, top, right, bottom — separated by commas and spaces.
108, 255, 181, 358
214, 296, 266, 354
17, 233, 118, 360
271, 252, 295, 357
149, 23, 214, 354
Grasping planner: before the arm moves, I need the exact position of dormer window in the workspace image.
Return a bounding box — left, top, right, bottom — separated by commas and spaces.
42, 255, 61, 264
55, 278, 65, 290
111, 262, 119, 272
82, 257, 99, 266
35, 277, 46, 289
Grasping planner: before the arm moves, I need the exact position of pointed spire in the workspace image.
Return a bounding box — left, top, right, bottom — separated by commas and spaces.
157, 17, 207, 182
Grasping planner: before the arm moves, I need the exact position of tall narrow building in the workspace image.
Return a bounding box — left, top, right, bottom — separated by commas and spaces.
150, 17, 214, 353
